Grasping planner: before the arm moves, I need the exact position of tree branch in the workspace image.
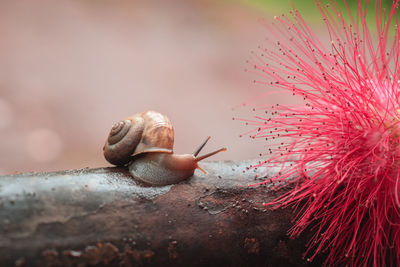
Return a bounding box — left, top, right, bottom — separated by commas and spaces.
0, 160, 324, 266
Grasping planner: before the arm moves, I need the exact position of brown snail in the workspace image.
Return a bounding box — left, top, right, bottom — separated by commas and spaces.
103, 111, 226, 185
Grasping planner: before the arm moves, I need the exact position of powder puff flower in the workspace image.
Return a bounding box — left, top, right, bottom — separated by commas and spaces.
245, 1, 400, 266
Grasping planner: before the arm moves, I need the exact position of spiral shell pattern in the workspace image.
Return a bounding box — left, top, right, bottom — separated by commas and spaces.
103, 111, 174, 165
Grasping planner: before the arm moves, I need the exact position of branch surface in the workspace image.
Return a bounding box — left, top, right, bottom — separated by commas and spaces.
0, 160, 324, 266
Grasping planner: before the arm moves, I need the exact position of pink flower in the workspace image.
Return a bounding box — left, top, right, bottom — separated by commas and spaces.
247, 1, 400, 266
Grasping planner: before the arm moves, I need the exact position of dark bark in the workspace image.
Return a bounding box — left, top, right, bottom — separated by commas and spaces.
0, 160, 325, 267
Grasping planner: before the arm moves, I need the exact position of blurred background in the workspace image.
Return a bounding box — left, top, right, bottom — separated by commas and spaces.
0, 0, 391, 174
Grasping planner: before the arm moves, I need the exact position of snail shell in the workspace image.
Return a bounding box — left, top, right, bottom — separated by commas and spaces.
103, 110, 174, 165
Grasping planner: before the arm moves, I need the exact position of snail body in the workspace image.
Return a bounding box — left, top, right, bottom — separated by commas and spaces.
128, 153, 198, 186
104, 111, 226, 186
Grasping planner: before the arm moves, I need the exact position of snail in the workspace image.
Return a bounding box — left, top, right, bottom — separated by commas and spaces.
103, 111, 226, 186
